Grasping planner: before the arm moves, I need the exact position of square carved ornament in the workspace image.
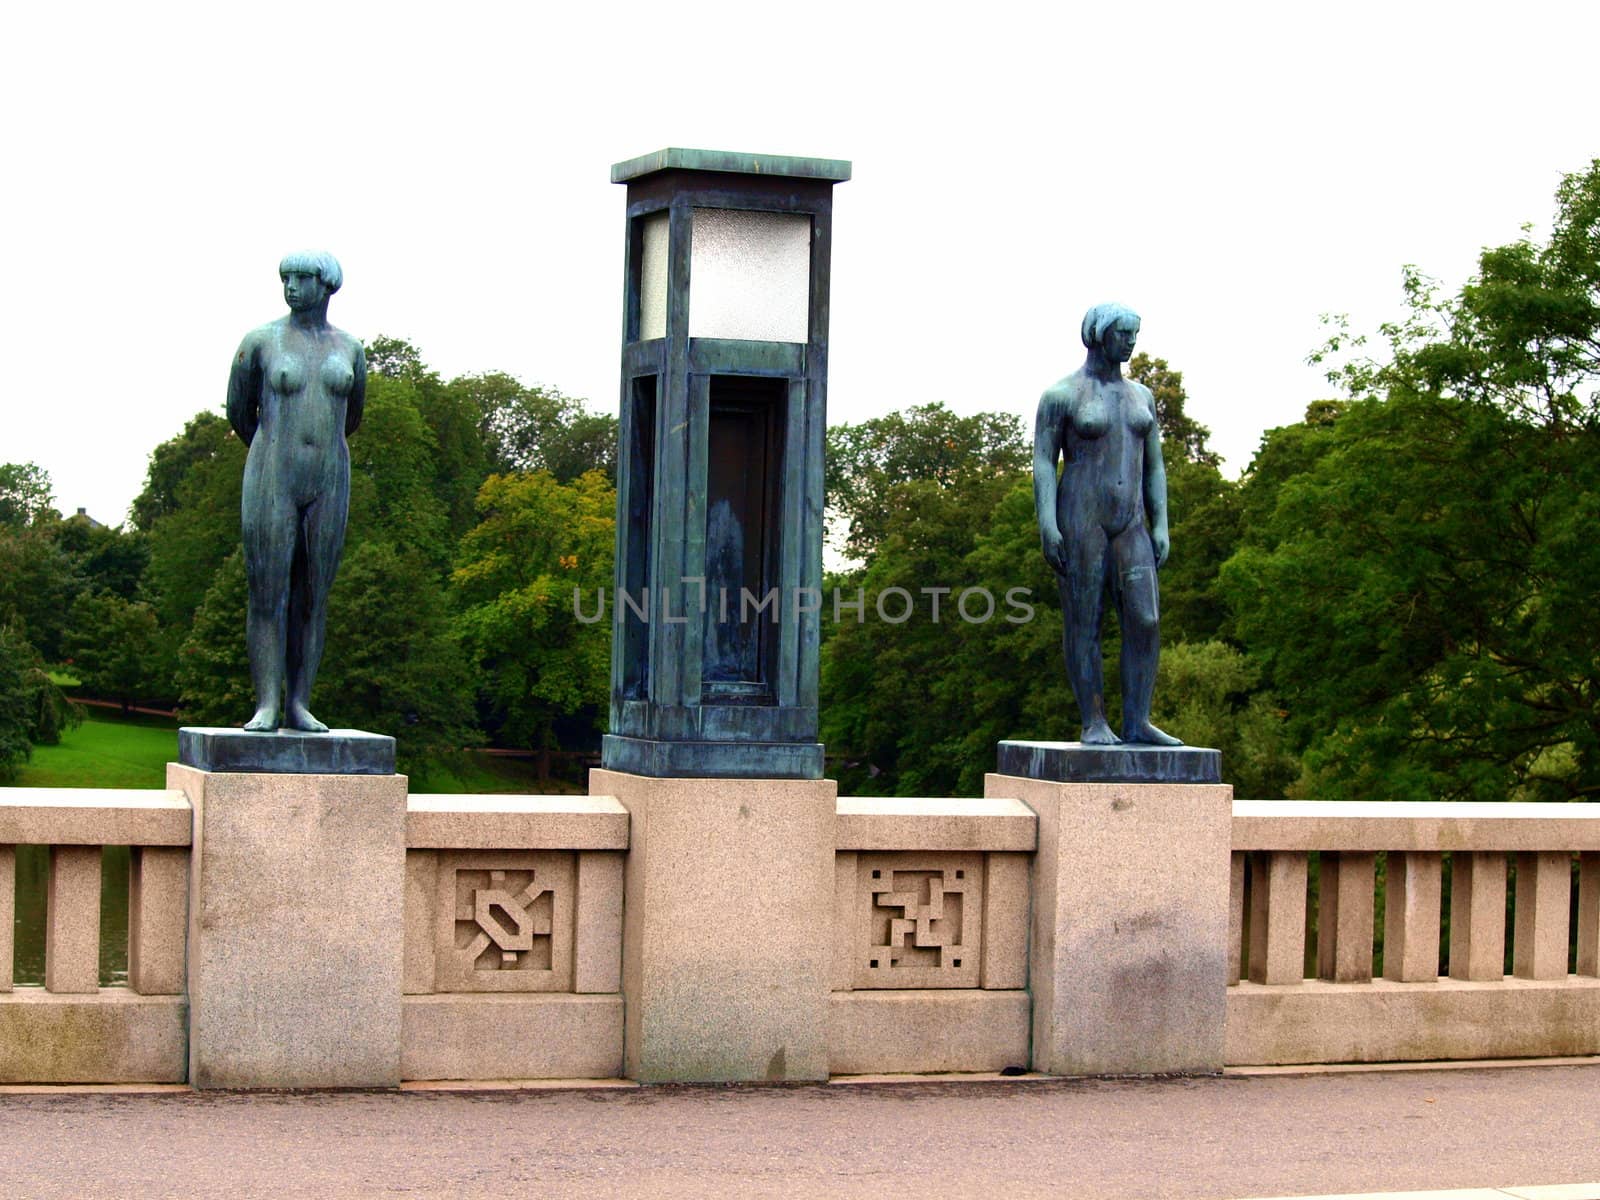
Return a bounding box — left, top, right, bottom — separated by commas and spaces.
854, 852, 983, 988
434, 851, 575, 992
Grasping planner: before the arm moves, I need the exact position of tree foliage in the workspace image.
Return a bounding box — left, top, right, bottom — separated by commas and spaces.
0, 463, 55, 528
0, 624, 77, 782
63, 591, 162, 713
825, 403, 1028, 561
1224, 159, 1600, 802
452, 470, 615, 751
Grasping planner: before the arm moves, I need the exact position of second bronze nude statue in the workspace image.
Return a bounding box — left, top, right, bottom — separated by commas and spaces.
1034, 302, 1181, 747
226, 251, 367, 733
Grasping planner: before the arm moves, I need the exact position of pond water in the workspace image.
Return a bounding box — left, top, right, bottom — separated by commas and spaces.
11, 844, 130, 987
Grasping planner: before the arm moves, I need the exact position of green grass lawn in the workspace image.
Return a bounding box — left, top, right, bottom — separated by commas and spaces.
9, 711, 584, 793
14, 712, 178, 789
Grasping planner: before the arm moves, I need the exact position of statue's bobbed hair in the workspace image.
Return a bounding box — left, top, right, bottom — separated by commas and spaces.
1080, 302, 1140, 349
278, 249, 343, 294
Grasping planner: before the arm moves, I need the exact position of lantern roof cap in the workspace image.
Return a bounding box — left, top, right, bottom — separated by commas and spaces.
611, 147, 852, 185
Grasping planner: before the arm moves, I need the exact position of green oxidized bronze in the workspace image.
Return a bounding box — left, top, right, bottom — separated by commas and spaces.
1034, 302, 1181, 747
226, 251, 366, 733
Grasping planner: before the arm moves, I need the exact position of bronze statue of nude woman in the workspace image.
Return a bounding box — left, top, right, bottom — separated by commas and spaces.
1033, 302, 1181, 747
226, 251, 366, 733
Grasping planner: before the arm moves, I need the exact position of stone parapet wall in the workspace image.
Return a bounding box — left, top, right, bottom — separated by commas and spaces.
829, 794, 1036, 1074
10, 776, 1600, 1085
0, 788, 192, 1083
1229, 801, 1600, 1065
401, 793, 629, 1081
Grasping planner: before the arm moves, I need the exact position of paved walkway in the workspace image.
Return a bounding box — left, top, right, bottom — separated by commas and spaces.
0, 1065, 1597, 1199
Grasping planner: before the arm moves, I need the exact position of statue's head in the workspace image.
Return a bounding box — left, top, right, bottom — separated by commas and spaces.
1080, 302, 1140, 362
279, 250, 343, 311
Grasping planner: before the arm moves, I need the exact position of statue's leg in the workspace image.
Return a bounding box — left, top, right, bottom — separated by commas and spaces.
285, 485, 348, 733
1113, 525, 1181, 746
1062, 527, 1117, 744
241, 491, 295, 731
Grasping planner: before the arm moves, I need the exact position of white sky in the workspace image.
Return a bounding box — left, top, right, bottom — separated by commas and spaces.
4, 1, 1597, 525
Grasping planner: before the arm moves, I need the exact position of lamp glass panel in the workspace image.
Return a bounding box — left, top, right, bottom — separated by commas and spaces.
689, 208, 811, 342
638, 212, 669, 341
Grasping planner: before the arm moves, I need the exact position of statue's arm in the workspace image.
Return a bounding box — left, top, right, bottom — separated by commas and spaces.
226, 332, 262, 447
1139, 386, 1170, 567
1034, 389, 1067, 574
345, 340, 367, 437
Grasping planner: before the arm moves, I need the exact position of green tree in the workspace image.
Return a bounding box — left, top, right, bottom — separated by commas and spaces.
1128, 353, 1222, 468
0, 526, 84, 662
174, 551, 251, 726
0, 463, 55, 528
825, 403, 1028, 561
130, 413, 234, 532
452, 470, 615, 751
0, 624, 78, 782
62, 592, 163, 714
51, 514, 149, 601
347, 377, 453, 569
1223, 159, 1600, 803
466, 373, 618, 483
141, 422, 245, 629
317, 541, 480, 767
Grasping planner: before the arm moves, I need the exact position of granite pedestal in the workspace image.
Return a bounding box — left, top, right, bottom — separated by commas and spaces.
179, 726, 395, 775
997, 740, 1220, 784
171, 728, 407, 1088
990, 740, 1232, 1075
591, 768, 836, 1083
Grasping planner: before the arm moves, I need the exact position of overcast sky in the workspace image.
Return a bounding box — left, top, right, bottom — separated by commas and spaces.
4, 2, 1597, 525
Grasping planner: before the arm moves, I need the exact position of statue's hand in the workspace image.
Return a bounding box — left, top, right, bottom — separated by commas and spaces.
1152, 527, 1170, 568
1041, 528, 1067, 575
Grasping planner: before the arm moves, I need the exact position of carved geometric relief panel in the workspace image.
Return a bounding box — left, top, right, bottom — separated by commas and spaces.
434, 851, 575, 992
854, 852, 983, 989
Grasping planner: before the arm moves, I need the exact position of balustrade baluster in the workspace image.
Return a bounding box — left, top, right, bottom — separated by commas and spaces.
129, 847, 188, 995
1579, 852, 1600, 978
1317, 851, 1375, 982
1247, 850, 1307, 985
1449, 851, 1507, 982
1382, 852, 1441, 982
0, 845, 12, 993
1513, 851, 1571, 981
1228, 851, 1246, 986
45, 845, 102, 994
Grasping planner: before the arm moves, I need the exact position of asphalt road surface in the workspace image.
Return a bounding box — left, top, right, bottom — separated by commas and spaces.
1, 1065, 1597, 1199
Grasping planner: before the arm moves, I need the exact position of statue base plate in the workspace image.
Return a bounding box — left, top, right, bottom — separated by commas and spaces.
996, 739, 1220, 785
178, 727, 396, 775
601, 734, 823, 780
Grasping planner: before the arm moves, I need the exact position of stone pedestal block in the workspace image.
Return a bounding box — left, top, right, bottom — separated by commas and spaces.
986, 773, 1233, 1076
169, 762, 407, 1088
590, 769, 835, 1083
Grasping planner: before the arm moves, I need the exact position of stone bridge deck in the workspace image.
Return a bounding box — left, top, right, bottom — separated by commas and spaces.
0, 1063, 1596, 1199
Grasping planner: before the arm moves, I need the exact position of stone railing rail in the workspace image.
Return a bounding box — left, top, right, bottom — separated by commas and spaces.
1228, 800, 1600, 1066
0, 788, 191, 1083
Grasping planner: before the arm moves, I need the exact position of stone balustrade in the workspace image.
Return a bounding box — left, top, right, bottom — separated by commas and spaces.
0, 788, 191, 1083
1228, 800, 1600, 1065
400, 793, 629, 1081
10, 776, 1600, 1085
830, 796, 1037, 1074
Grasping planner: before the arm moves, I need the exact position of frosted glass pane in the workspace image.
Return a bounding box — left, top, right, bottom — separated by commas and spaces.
638, 212, 669, 341
689, 208, 811, 342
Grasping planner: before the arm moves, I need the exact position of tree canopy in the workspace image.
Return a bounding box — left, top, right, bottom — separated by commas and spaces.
1224, 159, 1600, 802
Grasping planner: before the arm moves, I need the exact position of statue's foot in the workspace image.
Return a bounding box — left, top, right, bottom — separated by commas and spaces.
286, 703, 330, 733
243, 707, 279, 732
1122, 721, 1183, 747
1080, 721, 1121, 745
